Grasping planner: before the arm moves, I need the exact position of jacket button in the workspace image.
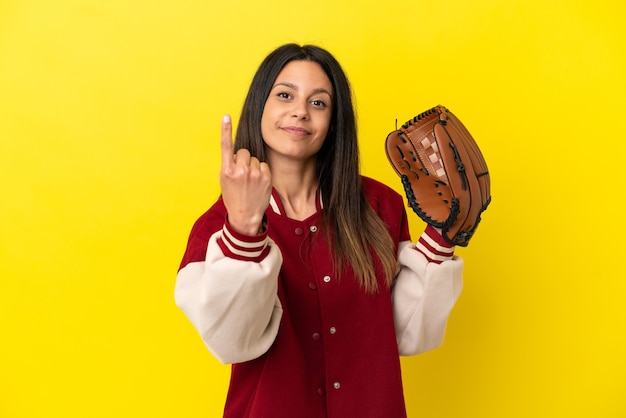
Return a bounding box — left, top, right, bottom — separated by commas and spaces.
310, 225, 318, 232
329, 327, 336, 334
333, 382, 341, 389
294, 227, 304, 236
312, 332, 321, 341
308, 282, 317, 290
317, 387, 325, 396
323, 275, 331, 283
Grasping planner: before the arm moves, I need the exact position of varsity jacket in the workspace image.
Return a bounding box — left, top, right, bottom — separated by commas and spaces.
175, 176, 463, 417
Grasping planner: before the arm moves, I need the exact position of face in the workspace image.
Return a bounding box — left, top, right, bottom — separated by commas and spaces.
261, 60, 333, 164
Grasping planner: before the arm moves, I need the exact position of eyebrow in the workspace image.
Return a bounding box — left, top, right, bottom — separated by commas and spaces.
272, 82, 333, 97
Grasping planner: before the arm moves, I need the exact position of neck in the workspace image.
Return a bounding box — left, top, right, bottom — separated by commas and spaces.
269, 158, 319, 221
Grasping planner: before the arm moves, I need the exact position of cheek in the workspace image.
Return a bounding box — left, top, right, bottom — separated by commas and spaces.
318, 114, 332, 139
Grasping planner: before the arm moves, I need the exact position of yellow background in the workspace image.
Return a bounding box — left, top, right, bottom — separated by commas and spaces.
1, 0, 624, 416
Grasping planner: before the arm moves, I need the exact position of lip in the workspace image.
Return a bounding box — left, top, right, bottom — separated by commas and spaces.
281, 126, 311, 136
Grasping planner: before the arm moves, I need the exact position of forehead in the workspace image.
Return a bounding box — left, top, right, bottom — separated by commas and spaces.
274, 60, 333, 93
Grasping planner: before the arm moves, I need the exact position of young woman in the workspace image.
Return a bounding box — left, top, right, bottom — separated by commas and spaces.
175, 43, 463, 417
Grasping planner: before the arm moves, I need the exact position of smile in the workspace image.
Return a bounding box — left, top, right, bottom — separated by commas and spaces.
281, 126, 311, 136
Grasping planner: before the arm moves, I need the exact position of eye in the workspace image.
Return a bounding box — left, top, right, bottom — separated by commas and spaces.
277, 92, 292, 100
311, 99, 327, 108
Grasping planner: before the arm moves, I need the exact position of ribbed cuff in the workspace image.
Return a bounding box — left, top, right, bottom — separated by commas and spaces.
414, 225, 455, 264
217, 216, 270, 262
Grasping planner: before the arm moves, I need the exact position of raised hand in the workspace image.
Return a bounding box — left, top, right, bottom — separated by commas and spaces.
219, 115, 272, 235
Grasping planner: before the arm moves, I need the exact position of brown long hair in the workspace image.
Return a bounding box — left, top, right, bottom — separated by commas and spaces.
235, 43, 397, 293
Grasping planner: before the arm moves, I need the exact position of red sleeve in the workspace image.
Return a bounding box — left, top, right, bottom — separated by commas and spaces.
178, 198, 271, 270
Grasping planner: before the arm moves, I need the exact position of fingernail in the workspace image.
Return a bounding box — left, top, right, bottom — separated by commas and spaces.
223, 114, 230, 123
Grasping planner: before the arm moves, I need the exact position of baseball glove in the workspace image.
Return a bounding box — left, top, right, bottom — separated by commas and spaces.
385, 105, 491, 246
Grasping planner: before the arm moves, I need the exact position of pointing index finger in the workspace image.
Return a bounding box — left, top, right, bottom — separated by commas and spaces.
221, 114, 235, 169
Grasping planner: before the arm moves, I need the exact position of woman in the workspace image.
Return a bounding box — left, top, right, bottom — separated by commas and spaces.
175, 43, 463, 417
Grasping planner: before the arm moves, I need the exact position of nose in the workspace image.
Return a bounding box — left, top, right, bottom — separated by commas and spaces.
291, 99, 309, 120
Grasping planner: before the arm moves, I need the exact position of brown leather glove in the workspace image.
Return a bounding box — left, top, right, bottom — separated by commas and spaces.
385, 105, 491, 246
